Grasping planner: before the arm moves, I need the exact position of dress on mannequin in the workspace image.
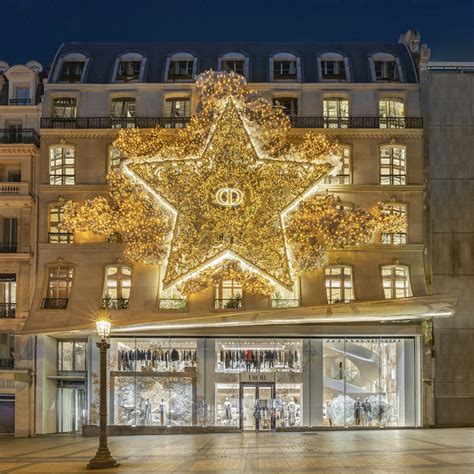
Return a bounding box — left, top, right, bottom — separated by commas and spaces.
224, 397, 232, 422
354, 398, 361, 425
288, 398, 296, 426
362, 398, 372, 426
144, 398, 152, 425
159, 399, 165, 426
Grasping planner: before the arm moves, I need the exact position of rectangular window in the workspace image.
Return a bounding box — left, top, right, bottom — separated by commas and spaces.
274, 61, 297, 80
102, 265, 132, 309
42, 265, 73, 309
58, 62, 84, 83
58, 341, 86, 372
273, 97, 298, 116
379, 98, 405, 128
325, 266, 354, 304
2, 218, 18, 252
49, 206, 73, 244
215, 280, 243, 310
116, 61, 141, 82
12, 86, 30, 105
49, 146, 75, 185
380, 146, 406, 185
111, 98, 136, 128
53, 98, 77, 119
168, 61, 193, 81
382, 265, 412, 299
381, 204, 408, 244
108, 146, 121, 171
323, 98, 349, 128
164, 98, 190, 128
324, 146, 351, 184
321, 60, 346, 80
0, 274, 16, 318
374, 61, 400, 82
221, 60, 245, 75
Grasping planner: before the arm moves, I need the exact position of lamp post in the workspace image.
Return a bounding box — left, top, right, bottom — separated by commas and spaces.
87, 311, 120, 470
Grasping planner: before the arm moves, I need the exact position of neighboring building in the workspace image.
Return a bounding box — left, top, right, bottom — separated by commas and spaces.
0, 60, 43, 436
10, 32, 458, 435
421, 60, 474, 426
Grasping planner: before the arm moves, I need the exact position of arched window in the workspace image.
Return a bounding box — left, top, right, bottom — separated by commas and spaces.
165, 52, 197, 82
49, 144, 75, 185
270, 52, 301, 82
218, 52, 249, 78
42, 264, 74, 309
318, 52, 350, 81
48, 204, 73, 244
381, 264, 412, 299
112, 52, 146, 83
380, 203, 408, 245
325, 265, 354, 304
102, 265, 132, 309
55, 53, 89, 83
380, 145, 406, 185
369, 52, 403, 82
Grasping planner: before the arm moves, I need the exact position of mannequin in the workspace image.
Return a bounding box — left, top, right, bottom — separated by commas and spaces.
144, 398, 152, 425
354, 397, 361, 426
159, 398, 165, 426
288, 398, 296, 426
362, 398, 372, 426
224, 397, 232, 422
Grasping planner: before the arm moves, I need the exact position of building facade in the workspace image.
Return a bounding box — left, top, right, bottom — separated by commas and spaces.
3, 32, 463, 436
0, 60, 43, 436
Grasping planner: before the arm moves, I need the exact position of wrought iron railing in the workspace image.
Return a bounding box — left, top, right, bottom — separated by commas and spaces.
48, 232, 74, 244
215, 298, 243, 310
159, 298, 188, 310
271, 298, 300, 309
0, 243, 17, 253
0, 303, 16, 318
0, 358, 14, 369
0, 129, 40, 146
9, 98, 32, 105
101, 298, 129, 310
290, 116, 422, 129
41, 298, 69, 309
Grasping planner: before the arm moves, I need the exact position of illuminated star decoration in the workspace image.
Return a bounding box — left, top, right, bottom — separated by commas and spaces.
125, 98, 334, 291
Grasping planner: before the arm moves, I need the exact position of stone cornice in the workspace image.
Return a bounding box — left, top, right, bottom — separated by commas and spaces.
39, 184, 108, 193
320, 184, 424, 193
0, 144, 39, 156
0, 196, 34, 207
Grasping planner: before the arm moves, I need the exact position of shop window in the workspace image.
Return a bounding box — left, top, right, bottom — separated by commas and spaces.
380, 145, 406, 185
324, 145, 351, 184
323, 98, 349, 128
0, 274, 16, 318
53, 98, 77, 119
318, 52, 350, 81
370, 53, 402, 82
218, 52, 248, 77
102, 265, 132, 309
111, 98, 136, 128
48, 205, 73, 244
166, 53, 196, 82
379, 98, 405, 128
325, 265, 354, 304
215, 279, 242, 310
381, 265, 412, 299
49, 145, 75, 185
271, 52, 300, 81
0, 218, 18, 252
273, 97, 298, 116
42, 265, 73, 309
380, 204, 408, 244
164, 98, 191, 128
108, 146, 121, 171
58, 341, 86, 372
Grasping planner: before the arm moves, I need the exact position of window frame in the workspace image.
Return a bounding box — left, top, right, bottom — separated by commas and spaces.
323, 144, 352, 184
317, 52, 351, 82
381, 264, 412, 299
369, 52, 404, 83
102, 264, 132, 309
54, 53, 89, 83
58, 340, 87, 372
379, 144, 407, 185
49, 144, 76, 185
165, 52, 197, 82
324, 264, 355, 304
218, 52, 249, 78
42, 263, 74, 309
214, 279, 243, 310
52, 97, 77, 119
48, 203, 74, 244
270, 52, 301, 82
272, 96, 299, 116
380, 202, 408, 244
163, 96, 191, 128
323, 97, 350, 128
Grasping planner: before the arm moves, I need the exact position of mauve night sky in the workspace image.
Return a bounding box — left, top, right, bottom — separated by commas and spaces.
1, 0, 473, 66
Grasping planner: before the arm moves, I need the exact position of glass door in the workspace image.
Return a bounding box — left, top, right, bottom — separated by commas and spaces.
241, 385, 256, 430
240, 384, 275, 431
57, 386, 85, 433
257, 385, 273, 431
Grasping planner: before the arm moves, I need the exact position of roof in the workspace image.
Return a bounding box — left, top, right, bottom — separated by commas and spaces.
51, 41, 419, 84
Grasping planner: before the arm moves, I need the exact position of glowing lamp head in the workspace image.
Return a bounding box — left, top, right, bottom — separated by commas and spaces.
96, 310, 112, 339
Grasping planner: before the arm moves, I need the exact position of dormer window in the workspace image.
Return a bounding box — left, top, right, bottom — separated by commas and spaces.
113, 52, 146, 83
271, 52, 301, 82
13, 86, 30, 105
218, 52, 249, 78
318, 52, 350, 81
370, 53, 403, 82
166, 53, 196, 82
56, 53, 88, 83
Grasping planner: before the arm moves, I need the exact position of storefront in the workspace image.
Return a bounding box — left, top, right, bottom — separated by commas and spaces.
88, 335, 421, 431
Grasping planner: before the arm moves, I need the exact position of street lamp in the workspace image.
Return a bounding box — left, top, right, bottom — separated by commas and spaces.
87, 310, 120, 470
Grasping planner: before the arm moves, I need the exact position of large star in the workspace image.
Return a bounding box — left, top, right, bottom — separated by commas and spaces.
125, 100, 332, 290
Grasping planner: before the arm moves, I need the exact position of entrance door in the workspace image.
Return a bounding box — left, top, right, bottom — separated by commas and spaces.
0, 395, 15, 434
240, 383, 275, 431
57, 387, 85, 433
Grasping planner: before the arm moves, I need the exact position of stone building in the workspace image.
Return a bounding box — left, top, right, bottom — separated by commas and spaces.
0, 60, 43, 436
4, 33, 464, 435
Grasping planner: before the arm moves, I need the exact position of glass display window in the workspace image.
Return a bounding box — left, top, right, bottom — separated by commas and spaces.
275, 384, 302, 428
215, 384, 240, 427
215, 339, 303, 373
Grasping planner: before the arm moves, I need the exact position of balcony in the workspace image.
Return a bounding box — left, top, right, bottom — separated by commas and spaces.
9, 98, 32, 106
159, 298, 188, 310
290, 116, 423, 129
215, 297, 243, 310
0, 182, 30, 196
0, 129, 39, 146
0, 303, 15, 318
0, 358, 14, 369
0, 243, 17, 253
41, 298, 69, 309
101, 298, 129, 310
271, 298, 300, 309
